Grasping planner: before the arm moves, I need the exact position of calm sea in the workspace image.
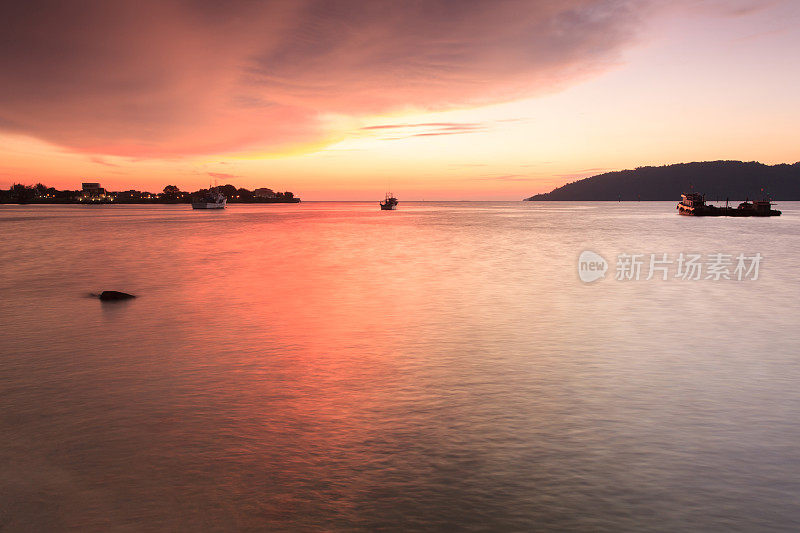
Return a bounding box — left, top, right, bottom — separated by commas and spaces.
2, 201, 800, 531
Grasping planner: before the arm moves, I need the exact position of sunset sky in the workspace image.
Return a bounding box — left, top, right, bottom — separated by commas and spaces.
1, 0, 798, 200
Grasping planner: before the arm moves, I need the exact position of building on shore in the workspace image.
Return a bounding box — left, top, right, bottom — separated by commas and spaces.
79, 182, 111, 202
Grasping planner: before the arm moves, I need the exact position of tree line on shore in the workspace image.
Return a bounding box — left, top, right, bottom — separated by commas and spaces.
524, 161, 800, 201
1, 183, 298, 204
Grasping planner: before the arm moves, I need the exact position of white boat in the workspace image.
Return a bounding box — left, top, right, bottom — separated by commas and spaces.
192, 189, 227, 209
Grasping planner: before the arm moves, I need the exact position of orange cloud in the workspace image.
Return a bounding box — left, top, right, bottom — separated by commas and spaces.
0, 0, 655, 158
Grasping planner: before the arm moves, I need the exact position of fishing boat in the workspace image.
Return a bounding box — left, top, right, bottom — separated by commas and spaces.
677, 192, 780, 216
192, 188, 227, 209
380, 193, 398, 210
677, 193, 714, 216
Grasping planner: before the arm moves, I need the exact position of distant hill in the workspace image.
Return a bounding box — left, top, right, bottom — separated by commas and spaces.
524, 161, 800, 201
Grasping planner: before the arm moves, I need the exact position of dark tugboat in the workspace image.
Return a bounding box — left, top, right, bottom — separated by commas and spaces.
735, 199, 782, 216
677, 193, 780, 217
380, 193, 398, 210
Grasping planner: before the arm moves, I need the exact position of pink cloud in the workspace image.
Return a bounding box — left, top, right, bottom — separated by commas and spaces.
0, 0, 656, 157
89, 156, 119, 167
365, 121, 488, 140
362, 122, 483, 131
473, 174, 537, 182
208, 172, 240, 181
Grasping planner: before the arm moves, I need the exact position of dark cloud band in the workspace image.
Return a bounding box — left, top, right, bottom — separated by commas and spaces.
0, 0, 650, 156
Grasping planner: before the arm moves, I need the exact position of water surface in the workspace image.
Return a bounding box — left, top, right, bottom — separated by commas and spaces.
2, 202, 799, 531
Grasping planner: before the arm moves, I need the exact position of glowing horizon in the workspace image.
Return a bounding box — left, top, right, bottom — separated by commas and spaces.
1, 1, 798, 200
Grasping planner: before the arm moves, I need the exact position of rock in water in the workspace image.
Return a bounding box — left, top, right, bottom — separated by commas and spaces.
99, 291, 136, 301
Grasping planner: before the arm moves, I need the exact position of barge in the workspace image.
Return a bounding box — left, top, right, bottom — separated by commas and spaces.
677, 193, 781, 217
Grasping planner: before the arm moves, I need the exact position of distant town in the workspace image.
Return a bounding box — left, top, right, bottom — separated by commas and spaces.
1, 182, 300, 204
